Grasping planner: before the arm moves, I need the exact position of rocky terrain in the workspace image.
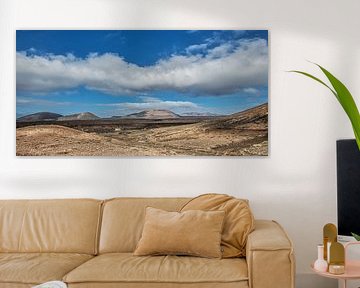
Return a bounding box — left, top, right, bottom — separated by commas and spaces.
16, 104, 268, 156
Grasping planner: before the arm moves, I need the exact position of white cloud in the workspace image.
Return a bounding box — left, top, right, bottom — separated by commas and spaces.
99, 97, 199, 113
243, 87, 261, 95
206, 43, 233, 58
17, 38, 268, 96
16, 97, 71, 106
185, 43, 209, 54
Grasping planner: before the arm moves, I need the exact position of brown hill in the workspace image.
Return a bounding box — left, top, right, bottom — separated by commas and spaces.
16, 125, 128, 156
134, 103, 268, 156
202, 103, 268, 130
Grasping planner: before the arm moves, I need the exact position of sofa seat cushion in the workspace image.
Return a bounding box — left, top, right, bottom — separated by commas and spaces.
68, 283, 249, 288
63, 253, 248, 285
0, 253, 93, 285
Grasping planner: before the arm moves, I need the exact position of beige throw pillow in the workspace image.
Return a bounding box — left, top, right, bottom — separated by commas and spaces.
181, 194, 255, 258
134, 207, 225, 258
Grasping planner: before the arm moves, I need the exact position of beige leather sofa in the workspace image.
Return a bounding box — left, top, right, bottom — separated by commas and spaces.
0, 198, 295, 288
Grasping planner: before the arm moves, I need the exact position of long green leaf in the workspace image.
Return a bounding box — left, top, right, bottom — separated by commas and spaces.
316, 64, 360, 150
289, 70, 337, 99
290, 65, 360, 150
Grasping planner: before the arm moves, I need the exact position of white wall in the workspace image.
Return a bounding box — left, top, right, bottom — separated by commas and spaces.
1, 0, 359, 287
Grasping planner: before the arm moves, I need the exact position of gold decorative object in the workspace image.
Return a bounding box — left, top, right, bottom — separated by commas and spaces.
329, 242, 345, 265
329, 242, 345, 275
323, 223, 337, 261
328, 264, 345, 275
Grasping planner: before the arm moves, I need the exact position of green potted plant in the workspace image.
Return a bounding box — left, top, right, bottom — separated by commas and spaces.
291, 63, 360, 241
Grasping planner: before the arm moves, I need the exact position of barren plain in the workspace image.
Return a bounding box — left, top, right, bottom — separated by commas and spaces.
16, 103, 268, 156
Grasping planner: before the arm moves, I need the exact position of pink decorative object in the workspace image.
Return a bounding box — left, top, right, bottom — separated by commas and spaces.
314, 244, 328, 272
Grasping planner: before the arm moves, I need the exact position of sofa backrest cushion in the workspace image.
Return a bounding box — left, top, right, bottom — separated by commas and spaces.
99, 197, 189, 253
0, 199, 102, 254
181, 194, 254, 258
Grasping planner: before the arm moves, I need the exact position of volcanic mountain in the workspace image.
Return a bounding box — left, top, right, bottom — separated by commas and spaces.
58, 112, 99, 121
17, 112, 63, 122
124, 109, 180, 119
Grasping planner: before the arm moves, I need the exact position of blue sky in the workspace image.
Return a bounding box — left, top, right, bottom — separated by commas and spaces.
16, 30, 268, 118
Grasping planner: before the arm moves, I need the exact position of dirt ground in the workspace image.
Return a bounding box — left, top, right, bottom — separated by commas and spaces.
16, 104, 268, 156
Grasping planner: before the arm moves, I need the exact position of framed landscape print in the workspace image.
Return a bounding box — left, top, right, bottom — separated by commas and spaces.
16, 30, 269, 156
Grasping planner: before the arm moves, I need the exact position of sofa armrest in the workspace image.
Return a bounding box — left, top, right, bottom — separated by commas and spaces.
246, 220, 295, 288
